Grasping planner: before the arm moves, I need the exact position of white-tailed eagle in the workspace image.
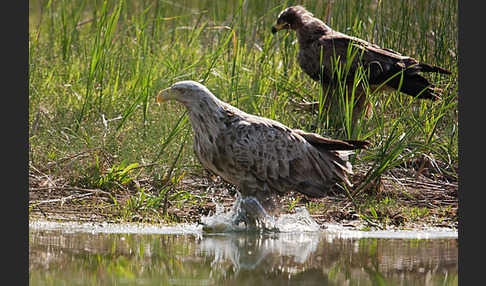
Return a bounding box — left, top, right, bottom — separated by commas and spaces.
157, 81, 369, 225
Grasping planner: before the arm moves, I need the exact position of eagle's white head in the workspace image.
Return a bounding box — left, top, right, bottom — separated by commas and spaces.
157, 80, 218, 107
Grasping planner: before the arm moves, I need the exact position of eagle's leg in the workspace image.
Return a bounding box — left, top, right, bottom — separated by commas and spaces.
231, 184, 278, 228
231, 197, 268, 226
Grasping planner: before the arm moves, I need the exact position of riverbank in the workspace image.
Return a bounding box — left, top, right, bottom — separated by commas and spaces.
29, 168, 457, 231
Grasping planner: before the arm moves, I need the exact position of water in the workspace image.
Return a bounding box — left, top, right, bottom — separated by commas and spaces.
200, 197, 322, 233
29, 219, 457, 286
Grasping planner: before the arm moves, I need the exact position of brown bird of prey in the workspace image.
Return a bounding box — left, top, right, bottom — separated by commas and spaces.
157, 80, 369, 226
271, 5, 451, 119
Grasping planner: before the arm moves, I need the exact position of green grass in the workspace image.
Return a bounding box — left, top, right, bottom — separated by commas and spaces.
29, 0, 458, 224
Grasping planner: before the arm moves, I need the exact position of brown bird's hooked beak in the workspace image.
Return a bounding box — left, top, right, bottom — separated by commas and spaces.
156, 87, 172, 103
271, 22, 289, 34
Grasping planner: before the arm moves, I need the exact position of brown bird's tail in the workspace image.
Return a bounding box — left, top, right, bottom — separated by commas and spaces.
385, 68, 449, 101
417, 62, 452, 75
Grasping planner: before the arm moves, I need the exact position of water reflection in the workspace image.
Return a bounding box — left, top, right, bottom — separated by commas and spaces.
29, 225, 457, 286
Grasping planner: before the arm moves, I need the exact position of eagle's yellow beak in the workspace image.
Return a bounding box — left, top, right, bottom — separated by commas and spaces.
271, 22, 288, 34
156, 87, 171, 103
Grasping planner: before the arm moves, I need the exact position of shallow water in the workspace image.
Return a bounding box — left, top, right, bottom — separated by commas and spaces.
29, 220, 457, 286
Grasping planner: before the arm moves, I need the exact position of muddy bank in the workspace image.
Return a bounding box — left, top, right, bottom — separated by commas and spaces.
29, 169, 458, 231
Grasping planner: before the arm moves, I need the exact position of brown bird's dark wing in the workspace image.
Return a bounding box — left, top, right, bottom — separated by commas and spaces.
317, 35, 411, 82
315, 35, 450, 100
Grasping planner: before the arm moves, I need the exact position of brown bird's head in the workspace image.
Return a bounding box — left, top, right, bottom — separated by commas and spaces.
271, 6, 313, 33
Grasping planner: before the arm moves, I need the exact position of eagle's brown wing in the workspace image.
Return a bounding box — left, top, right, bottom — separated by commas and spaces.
214, 117, 364, 198
293, 129, 370, 151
